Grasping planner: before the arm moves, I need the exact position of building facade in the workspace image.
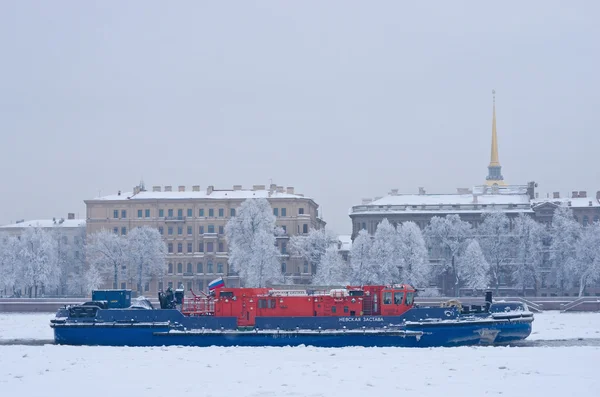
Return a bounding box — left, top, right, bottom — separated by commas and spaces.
84, 183, 325, 295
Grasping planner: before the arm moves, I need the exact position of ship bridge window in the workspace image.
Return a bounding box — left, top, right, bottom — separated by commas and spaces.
349, 290, 364, 296
220, 291, 234, 298
394, 292, 404, 305
383, 291, 392, 305
259, 299, 276, 309
331, 306, 337, 313
406, 292, 414, 305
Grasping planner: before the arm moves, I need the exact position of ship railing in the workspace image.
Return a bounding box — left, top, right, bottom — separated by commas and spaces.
181, 289, 215, 316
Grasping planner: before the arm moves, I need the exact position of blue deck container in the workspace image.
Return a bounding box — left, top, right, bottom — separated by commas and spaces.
91, 289, 131, 309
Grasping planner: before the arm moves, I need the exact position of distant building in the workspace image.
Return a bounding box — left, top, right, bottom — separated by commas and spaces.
337, 235, 352, 264
532, 191, 600, 227
84, 183, 325, 295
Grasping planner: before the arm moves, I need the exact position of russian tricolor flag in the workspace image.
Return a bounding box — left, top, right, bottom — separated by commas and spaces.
208, 277, 225, 291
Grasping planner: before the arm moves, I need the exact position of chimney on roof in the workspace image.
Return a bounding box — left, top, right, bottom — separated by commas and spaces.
390, 189, 399, 195
253, 185, 265, 191
362, 198, 372, 205
553, 192, 560, 199
418, 187, 426, 195
589, 201, 593, 207
269, 183, 277, 192
153, 186, 161, 192
207, 185, 214, 195
572, 191, 579, 198
178, 185, 185, 192
286, 186, 294, 194
579, 191, 587, 198
276, 186, 284, 193
133, 186, 140, 195
192, 185, 200, 192
68, 213, 75, 220
164, 186, 172, 192
233, 185, 242, 191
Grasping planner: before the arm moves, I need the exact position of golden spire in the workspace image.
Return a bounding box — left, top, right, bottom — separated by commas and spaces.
489, 89, 500, 167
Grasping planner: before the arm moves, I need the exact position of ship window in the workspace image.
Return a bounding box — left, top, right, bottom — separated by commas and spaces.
344, 306, 349, 313
394, 292, 404, 305
331, 306, 337, 313
220, 291, 234, 298
406, 292, 414, 305
268, 299, 276, 309
383, 292, 392, 305
258, 299, 267, 309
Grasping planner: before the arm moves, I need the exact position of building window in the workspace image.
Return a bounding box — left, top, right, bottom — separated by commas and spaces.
583, 216, 589, 226
199, 208, 204, 217
303, 224, 308, 234
187, 208, 193, 217
187, 243, 193, 253
177, 226, 183, 235
168, 227, 173, 235
303, 261, 309, 273
168, 243, 173, 253
218, 226, 224, 235
281, 208, 286, 217
168, 281, 173, 289
273, 208, 279, 216
137, 209, 143, 218
158, 226, 164, 235
168, 209, 174, 217
159, 209, 164, 217
187, 226, 192, 235
197, 263, 203, 273
177, 263, 183, 274
198, 242, 204, 252
145, 209, 150, 218
158, 281, 163, 291
218, 208, 224, 217
113, 210, 119, 219
281, 242, 287, 255
113, 227, 119, 235
121, 282, 126, 289
186, 281, 192, 291
198, 280, 203, 291
230, 208, 236, 217
281, 262, 287, 273
177, 209, 183, 218
361, 222, 366, 230
299, 208, 304, 215
208, 262, 214, 273
218, 242, 224, 252
187, 263, 193, 273
168, 263, 173, 274
207, 242, 214, 252
144, 282, 150, 292
121, 210, 127, 218
199, 226, 204, 234
209, 209, 214, 217
208, 224, 215, 233
177, 243, 183, 253
121, 227, 127, 235
217, 263, 223, 273
281, 225, 287, 234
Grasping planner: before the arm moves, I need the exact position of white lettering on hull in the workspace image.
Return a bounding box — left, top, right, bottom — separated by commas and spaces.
338, 317, 385, 323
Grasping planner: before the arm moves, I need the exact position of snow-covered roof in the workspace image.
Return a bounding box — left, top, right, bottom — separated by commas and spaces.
368, 193, 530, 207
90, 189, 310, 201
0, 219, 86, 229
337, 235, 352, 251
532, 197, 600, 208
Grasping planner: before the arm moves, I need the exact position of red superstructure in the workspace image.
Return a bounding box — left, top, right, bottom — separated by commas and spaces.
181, 284, 416, 327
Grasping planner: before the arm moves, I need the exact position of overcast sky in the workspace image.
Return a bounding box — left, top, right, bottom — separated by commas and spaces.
1, 1, 599, 234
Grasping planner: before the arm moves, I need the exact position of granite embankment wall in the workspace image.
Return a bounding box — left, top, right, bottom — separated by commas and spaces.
1, 296, 599, 313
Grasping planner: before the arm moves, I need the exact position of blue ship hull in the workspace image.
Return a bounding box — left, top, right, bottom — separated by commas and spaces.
51, 305, 533, 348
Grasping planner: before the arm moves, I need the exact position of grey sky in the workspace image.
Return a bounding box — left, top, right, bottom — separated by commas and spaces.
1, 1, 599, 234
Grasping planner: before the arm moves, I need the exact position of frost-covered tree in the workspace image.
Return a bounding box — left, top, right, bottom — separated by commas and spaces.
573, 222, 600, 297
459, 239, 490, 290
225, 198, 281, 287
512, 214, 545, 296
397, 221, 430, 288
127, 226, 167, 293
0, 235, 21, 296
424, 215, 472, 296
349, 229, 375, 284
371, 219, 401, 284
549, 206, 581, 294
478, 211, 513, 294
313, 246, 346, 285
289, 228, 338, 276
19, 227, 60, 297
86, 229, 129, 289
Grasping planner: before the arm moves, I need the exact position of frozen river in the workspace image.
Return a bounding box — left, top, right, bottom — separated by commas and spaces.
0, 311, 599, 396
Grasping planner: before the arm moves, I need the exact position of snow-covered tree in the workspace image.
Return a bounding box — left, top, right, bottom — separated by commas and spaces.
349, 229, 375, 284
19, 227, 60, 297
313, 246, 346, 285
86, 229, 129, 289
512, 214, 545, 296
424, 215, 472, 296
225, 198, 281, 287
371, 219, 401, 284
397, 221, 431, 288
478, 211, 513, 294
0, 235, 21, 296
127, 226, 167, 293
289, 228, 338, 276
549, 206, 581, 294
459, 239, 490, 290
573, 222, 600, 297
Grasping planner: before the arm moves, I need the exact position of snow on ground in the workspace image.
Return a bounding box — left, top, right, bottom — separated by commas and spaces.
0, 311, 599, 396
